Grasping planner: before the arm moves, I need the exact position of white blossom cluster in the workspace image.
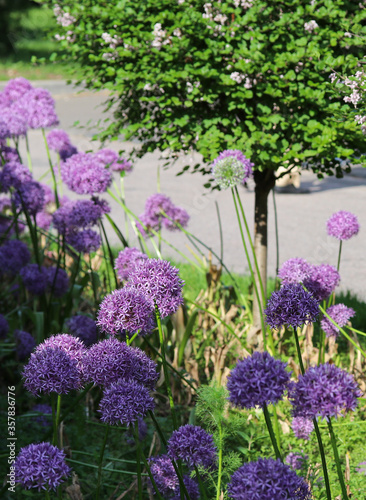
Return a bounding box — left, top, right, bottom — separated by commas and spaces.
233, 0, 253, 7
151, 23, 171, 49
230, 72, 255, 88
101, 33, 122, 50
53, 4, 76, 27
304, 20, 319, 32
202, 3, 228, 34
55, 31, 75, 43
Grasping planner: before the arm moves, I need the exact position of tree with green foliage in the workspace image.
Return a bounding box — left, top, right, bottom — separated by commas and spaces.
0, 0, 39, 55
43, 0, 366, 343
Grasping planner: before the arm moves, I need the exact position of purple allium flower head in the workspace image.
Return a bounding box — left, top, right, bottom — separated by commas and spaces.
14, 88, 59, 129
227, 351, 291, 409
36, 211, 53, 230
13, 180, 46, 216
265, 283, 319, 330
14, 442, 71, 491
36, 334, 86, 377
52, 200, 74, 234
0, 145, 19, 163
83, 338, 158, 389
227, 458, 312, 500
0, 108, 28, 137
148, 455, 199, 499
285, 452, 308, 471
0, 313, 9, 339
99, 377, 155, 426
304, 264, 340, 301
46, 266, 69, 297
66, 228, 101, 253
0, 239, 30, 276
95, 148, 133, 172
32, 404, 52, 427
61, 152, 112, 194
91, 196, 111, 214
167, 424, 217, 469
2, 77, 33, 103
23, 347, 82, 395
321, 304, 355, 338
0, 160, 32, 192
67, 199, 103, 228
292, 416, 314, 440
20, 264, 49, 295
47, 129, 71, 152
97, 288, 156, 338
0, 119, 10, 142
59, 143, 78, 161
14, 330, 36, 361
162, 206, 190, 231
290, 363, 361, 420
66, 315, 98, 346
278, 258, 312, 284
326, 211, 360, 240
125, 259, 184, 318
139, 193, 175, 231
114, 247, 149, 281
212, 150, 253, 189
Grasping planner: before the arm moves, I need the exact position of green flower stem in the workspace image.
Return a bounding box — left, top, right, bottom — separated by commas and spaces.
195, 465, 208, 500
231, 188, 267, 350
347, 326, 366, 337
126, 331, 140, 346
45, 491, 51, 500
135, 421, 143, 500
337, 240, 343, 272
96, 425, 110, 500
262, 403, 282, 460
133, 428, 163, 500
293, 326, 305, 374
155, 304, 178, 429
272, 407, 282, 454
313, 419, 332, 500
99, 219, 118, 289
327, 419, 349, 500
25, 133, 33, 173
215, 423, 223, 500
67, 458, 144, 475
55, 394, 62, 446
42, 128, 59, 208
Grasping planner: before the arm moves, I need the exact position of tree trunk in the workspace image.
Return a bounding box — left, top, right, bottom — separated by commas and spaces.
247, 169, 276, 349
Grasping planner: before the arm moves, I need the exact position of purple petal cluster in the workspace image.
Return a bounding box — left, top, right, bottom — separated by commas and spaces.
285, 452, 308, 471
228, 458, 311, 500
278, 258, 312, 284
126, 259, 184, 318
95, 148, 133, 172
0, 146, 19, 163
82, 338, 158, 389
20, 265, 49, 295
47, 129, 72, 152
97, 288, 156, 337
99, 377, 155, 426
0, 239, 30, 276
2, 77, 33, 103
212, 149, 254, 189
292, 416, 314, 440
326, 210, 360, 240
66, 315, 98, 346
137, 193, 189, 235
14, 442, 71, 491
14, 330, 36, 361
61, 152, 112, 194
36, 211, 53, 230
115, 247, 149, 281
46, 267, 69, 297
23, 346, 82, 395
13, 180, 46, 216
0, 313, 9, 339
36, 334, 86, 374
149, 455, 199, 499
0, 108, 27, 137
304, 264, 340, 301
321, 303, 355, 338
66, 228, 101, 253
14, 88, 59, 129
171, 476, 199, 500
0, 160, 32, 192
290, 363, 361, 420
227, 351, 290, 409
265, 283, 319, 330
32, 404, 52, 427
167, 424, 217, 468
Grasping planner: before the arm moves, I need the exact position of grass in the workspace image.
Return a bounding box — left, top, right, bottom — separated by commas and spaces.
0, 6, 80, 81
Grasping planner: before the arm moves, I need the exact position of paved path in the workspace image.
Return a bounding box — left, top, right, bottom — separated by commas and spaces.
2, 81, 366, 299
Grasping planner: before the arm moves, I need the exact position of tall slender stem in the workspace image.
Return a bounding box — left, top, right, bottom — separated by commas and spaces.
337, 240, 343, 272
133, 427, 163, 500
327, 419, 349, 500
42, 128, 59, 208
195, 465, 208, 500
96, 425, 110, 500
25, 133, 33, 173
135, 421, 143, 500
262, 403, 282, 460
54, 394, 62, 446
215, 423, 223, 500
313, 419, 332, 500
293, 326, 305, 374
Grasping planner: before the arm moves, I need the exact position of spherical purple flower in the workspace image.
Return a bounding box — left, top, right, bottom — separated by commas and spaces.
304, 264, 340, 301
14, 330, 36, 361
61, 152, 112, 194
99, 377, 155, 426
278, 258, 312, 284
13, 180, 46, 216
83, 338, 158, 389
115, 247, 149, 281
171, 476, 200, 500
137, 193, 175, 233
46, 266, 69, 297
228, 458, 311, 500
321, 303, 355, 338
285, 452, 308, 471
36, 334, 86, 372
32, 404, 52, 427
0, 119, 10, 142
68, 199, 103, 228
66, 315, 98, 346
36, 211, 53, 230
14, 88, 59, 129
290, 363, 361, 420
162, 206, 190, 231
23, 346, 82, 395
292, 416, 314, 440
91, 196, 111, 214
59, 143, 78, 161
52, 200, 74, 234
0, 239, 30, 276
227, 351, 291, 409
2, 77, 33, 103
20, 264, 49, 295
212, 150, 253, 189
265, 283, 319, 330
167, 424, 217, 469
0, 313, 9, 339
0, 160, 32, 192
66, 228, 102, 253
0, 108, 27, 137
149, 455, 199, 499
125, 259, 184, 318
95, 148, 133, 172
326, 211, 360, 240
97, 288, 156, 337
0, 145, 19, 163
14, 442, 71, 491
47, 129, 71, 152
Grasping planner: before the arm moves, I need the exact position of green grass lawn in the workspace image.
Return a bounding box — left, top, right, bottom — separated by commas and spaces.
0, 6, 80, 81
